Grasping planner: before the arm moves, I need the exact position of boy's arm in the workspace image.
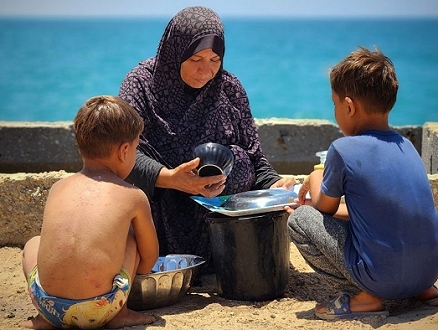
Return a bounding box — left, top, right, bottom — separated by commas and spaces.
300, 170, 349, 220
334, 203, 349, 221
131, 191, 159, 274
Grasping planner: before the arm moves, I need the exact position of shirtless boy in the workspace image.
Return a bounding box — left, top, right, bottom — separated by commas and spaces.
20, 95, 159, 329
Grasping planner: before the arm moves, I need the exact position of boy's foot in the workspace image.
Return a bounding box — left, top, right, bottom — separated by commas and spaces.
104, 307, 157, 329
415, 285, 438, 306
315, 291, 389, 320
19, 314, 56, 329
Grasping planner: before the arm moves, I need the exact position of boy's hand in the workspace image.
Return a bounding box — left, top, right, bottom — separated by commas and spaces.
298, 175, 311, 205
284, 205, 296, 215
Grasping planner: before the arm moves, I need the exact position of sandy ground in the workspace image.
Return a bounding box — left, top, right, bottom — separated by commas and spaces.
1, 244, 438, 330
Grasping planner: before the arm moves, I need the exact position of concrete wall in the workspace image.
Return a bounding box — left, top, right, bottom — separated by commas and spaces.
256, 119, 424, 174
422, 122, 438, 174
0, 122, 79, 173
1, 171, 437, 248
0, 120, 437, 247
0, 119, 428, 175
0, 171, 70, 247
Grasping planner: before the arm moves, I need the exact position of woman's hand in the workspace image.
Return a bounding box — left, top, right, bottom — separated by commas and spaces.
269, 176, 296, 190
156, 158, 226, 198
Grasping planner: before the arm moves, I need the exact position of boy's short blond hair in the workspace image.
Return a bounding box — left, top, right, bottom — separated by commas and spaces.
330, 47, 399, 114
74, 96, 144, 159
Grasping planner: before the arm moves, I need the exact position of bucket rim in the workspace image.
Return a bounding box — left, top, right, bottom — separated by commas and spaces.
205, 210, 287, 223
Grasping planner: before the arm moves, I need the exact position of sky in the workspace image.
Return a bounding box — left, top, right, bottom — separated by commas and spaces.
1, 0, 438, 18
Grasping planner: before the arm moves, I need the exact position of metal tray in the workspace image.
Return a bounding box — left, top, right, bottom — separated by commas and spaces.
191, 186, 301, 217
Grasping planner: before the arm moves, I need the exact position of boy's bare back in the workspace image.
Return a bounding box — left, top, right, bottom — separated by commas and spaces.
36, 169, 155, 299
20, 96, 159, 329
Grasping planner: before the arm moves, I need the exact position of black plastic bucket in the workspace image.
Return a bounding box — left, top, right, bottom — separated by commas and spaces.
206, 210, 290, 301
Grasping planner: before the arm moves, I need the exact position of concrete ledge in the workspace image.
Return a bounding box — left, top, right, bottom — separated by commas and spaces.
422, 122, 438, 174
0, 122, 80, 173
0, 119, 427, 175
0, 119, 437, 247
1, 171, 437, 248
0, 171, 72, 247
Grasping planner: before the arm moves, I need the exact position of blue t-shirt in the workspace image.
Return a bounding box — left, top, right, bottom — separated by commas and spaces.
321, 130, 438, 299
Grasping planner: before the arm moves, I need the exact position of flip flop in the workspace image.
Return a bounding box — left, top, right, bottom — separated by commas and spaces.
421, 297, 438, 306
315, 293, 389, 320
416, 285, 438, 306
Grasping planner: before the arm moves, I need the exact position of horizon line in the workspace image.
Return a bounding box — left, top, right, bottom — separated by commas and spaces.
1, 13, 438, 19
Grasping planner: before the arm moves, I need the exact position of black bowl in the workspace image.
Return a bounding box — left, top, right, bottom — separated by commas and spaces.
193, 143, 234, 177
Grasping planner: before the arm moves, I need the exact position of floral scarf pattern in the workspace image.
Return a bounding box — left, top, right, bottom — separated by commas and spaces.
119, 7, 279, 262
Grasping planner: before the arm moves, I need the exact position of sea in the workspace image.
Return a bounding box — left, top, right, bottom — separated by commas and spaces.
1, 17, 437, 126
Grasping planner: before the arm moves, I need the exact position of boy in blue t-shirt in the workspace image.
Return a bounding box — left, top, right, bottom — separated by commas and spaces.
286, 47, 438, 320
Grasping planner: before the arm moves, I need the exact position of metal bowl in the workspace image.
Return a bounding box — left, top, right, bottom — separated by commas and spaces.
127, 254, 205, 311
193, 142, 234, 177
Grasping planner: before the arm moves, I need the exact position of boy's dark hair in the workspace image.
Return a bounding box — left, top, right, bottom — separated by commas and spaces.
74, 95, 144, 159
330, 46, 399, 114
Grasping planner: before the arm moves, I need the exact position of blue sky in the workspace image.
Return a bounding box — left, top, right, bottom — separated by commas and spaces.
1, 0, 438, 18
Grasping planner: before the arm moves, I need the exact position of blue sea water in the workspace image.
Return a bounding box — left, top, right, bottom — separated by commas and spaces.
0, 17, 437, 125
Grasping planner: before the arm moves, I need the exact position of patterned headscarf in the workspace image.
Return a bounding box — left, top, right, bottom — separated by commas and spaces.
120, 6, 261, 169
119, 7, 280, 259
154, 6, 225, 93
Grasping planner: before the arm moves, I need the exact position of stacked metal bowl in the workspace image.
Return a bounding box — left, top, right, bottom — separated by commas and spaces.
193, 142, 234, 177
127, 254, 205, 311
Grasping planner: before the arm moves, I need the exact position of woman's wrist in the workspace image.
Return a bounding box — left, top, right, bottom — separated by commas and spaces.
155, 167, 173, 189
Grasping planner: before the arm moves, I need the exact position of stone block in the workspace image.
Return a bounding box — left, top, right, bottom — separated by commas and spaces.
422, 122, 438, 174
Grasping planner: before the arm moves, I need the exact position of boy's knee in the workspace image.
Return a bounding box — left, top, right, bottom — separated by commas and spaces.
287, 206, 318, 238
287, 212, 298, 232
288, 205, 313, 226
23, 235, 41, 251
287, 206, 306, 238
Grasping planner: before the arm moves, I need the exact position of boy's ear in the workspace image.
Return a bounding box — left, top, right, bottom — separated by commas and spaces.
345, 96, 356, 116
118, 142, 130, 163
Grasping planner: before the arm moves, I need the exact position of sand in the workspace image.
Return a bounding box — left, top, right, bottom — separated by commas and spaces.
1, 244, 437, 330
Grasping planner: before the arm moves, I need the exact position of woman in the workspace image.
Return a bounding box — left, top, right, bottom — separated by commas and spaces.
119, 6, 294, 264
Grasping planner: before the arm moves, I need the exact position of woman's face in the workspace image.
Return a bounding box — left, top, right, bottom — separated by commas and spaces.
180, 48, 221, 88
